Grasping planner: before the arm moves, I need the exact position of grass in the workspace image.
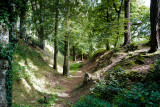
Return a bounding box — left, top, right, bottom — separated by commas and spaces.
12, 39, 64, 106
56, 86, 65, 90
69, 62, 84, 74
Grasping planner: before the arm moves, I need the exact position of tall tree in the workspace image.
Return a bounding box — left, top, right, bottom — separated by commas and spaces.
113, 0, 123, 47
53, 0, 60, 72
20, 0, 28, 41
123, 0, 131, 46
0, 1, 19, 106
63, 0, 70, 76
149, 0, 160, 52
0, 24, 9, 107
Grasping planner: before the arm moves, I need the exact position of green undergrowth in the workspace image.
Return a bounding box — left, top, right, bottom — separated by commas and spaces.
70, 62, 84, 74
90, 48, 106, 61
75, 60, 160, 106
12, 39, 63, 106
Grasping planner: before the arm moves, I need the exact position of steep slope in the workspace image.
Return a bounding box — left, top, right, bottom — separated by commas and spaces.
81, 45, 160, 79
12, 39, 88, 107
12, 39, 65, 106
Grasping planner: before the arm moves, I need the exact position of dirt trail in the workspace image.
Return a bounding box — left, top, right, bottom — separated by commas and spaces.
48, 47, 158, 107
46, 69, 86, 107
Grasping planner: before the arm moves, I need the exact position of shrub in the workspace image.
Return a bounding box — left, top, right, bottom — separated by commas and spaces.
113, 82, 160, 106
143, 59, 160, 83
91, 79, 122, 101
126, 71, 144, 82
74, 95, 112, 107
75, 60, 160, 106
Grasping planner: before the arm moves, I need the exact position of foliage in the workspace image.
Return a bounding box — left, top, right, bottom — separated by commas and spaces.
143, 59, 160, 83
37, 94, 58, 106
113, 82, 160, 106
90, 48, 106, 60
74, 95, 112, 107
0, 38, 17, 106
70, 62, 84, 74
81, 61, 160, 106
112, 48, 120, 53
12, 62, 30, 81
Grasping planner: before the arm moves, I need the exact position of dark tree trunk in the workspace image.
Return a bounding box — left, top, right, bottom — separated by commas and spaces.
63, 0, 70, 76
38, 1, 45, 51
73, 46, 76, 61
123, 0, 131, 46
53, 0, 59, 72
106, 39, 110, 50
39, 26, 45, 51
149, 0, 160, 52
20, 0, 28, 41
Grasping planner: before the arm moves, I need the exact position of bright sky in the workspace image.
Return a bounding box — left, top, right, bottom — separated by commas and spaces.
144, 0, 150, 7
97, 0, 150, 7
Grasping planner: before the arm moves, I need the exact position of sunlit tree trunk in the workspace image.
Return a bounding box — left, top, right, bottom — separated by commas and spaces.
149, 0, 160, 52
20, 0, 28, 41
53, 0, 59, 72
63, 0, 70, 76
81, 50, 84, 61
0, 23, 9, 107
123, 0, 131, 46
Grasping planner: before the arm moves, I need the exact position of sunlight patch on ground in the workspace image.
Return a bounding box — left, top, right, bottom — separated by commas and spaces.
46, 41, 54, 53
27, 59, 39, 71
18, 60, 26, 66
21, 78, 31, 93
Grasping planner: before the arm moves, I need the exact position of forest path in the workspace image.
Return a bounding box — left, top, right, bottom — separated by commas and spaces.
47, 46, 155, 107
46, 62, 89, 107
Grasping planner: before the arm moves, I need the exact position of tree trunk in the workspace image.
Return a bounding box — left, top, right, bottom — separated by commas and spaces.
42, 37, 45, 51
53, 0, 59, 72
0, 23, 9, 107
81, 51, 84, 61
20, 0, 27, 41
106, 39, 110, 50
113, 0, 123, 47
73, 46, 76, 61
149, 0, 160, 52
63, 0, 70, 76
123, 0, 131, 46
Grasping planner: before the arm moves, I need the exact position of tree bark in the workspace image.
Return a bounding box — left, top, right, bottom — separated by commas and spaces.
53, 0, 59, 72
81, 51, 84, 61
149, 0, 160, 52
63, 0, 70, 76
0, 23, 9, 107
20, 0, 28, 41
39, 1, 45, 51
73, 46, 76, 61
123, 0, 131, 46
106, 39, 110, 50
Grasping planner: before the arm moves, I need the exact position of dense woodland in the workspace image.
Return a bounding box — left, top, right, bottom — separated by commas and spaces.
0, 0, 160, 106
